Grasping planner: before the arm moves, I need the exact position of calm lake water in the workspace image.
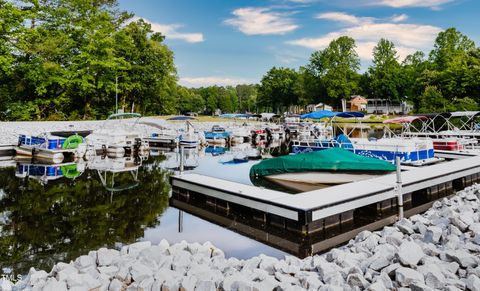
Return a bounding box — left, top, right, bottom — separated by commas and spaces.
0, 124, 388, 274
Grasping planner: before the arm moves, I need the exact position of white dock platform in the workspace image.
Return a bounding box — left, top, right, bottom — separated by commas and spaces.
171, 155, 480, 226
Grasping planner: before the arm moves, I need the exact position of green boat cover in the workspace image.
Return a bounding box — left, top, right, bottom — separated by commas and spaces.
250, 148, 396, 177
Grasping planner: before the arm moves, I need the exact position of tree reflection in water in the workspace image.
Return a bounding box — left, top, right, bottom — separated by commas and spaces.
0, 155, 170, 274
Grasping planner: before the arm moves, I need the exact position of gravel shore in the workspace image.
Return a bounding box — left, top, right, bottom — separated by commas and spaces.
2, 184, 480, 290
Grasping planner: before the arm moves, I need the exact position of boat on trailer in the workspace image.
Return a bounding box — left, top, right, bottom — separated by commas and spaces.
291, 110, 437, 165
250, 148, 396, 192
86, 113, 149, 157
16, 130, 90, 162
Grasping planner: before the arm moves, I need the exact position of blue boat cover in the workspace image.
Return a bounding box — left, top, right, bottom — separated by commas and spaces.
300, 110, 364, 119
335, 134, 354, 149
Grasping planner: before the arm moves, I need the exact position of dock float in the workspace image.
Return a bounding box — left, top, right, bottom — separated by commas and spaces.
170, 155, 480, 237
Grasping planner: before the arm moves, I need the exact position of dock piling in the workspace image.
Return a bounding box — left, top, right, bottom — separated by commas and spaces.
180, 146, 185, 173
396, 156, 404, 220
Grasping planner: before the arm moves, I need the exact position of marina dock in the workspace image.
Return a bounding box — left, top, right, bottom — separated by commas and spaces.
171, 154, 480, 238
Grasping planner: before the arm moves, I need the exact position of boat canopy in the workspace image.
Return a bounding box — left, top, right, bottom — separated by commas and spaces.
300, 110, 364, 119
449, 111, 480, 118
383, 116, 428, 124
249, 148, 396, 177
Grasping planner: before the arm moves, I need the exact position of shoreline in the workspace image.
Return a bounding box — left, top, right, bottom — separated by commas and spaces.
2, 184, 480, 290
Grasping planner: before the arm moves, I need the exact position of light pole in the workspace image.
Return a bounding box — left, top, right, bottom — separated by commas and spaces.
115, 76, 119, 114
115, 75, 124, 114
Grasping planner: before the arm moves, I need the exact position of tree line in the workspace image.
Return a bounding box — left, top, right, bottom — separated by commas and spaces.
257, 29, 480, 114
1, 0, 479, 120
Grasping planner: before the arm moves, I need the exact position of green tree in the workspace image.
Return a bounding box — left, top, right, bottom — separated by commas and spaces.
430, 27, 476, 70
368, 39, 402, 103
400, 51, 428, 112
257, 67, 299, 113
308, 36, 360, 106
418, 86, 449, 113
1, 0, 177, 120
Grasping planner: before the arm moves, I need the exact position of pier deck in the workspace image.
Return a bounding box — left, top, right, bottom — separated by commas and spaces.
171, 155, 480, 231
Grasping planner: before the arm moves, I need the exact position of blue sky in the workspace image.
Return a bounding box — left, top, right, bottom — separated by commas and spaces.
118, 0, 479, 87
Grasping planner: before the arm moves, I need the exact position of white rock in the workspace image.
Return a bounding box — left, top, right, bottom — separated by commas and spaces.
195, 280, 217, 291
43, 278, 67, 291
398, 241, 424, 267
28, 270, 49, 285
0, 279, 13, 291
346, 273, 369, 289
158, 239, 170, 251
98, 266, 119, 278
138, 276, 154, 291
222, 273, 254, 291
397, 218, 414, 235
445, 250, 479, 268
385, 231, 404, 246
258, 255, 278, 275
129, 261, 153, 282
127, 241, 151, 258
395, 267, 424, 287
466, 274, 480, 291
56, 265, 78, 282
451, 216, 469, 232
424, 226, 442, 244
367, 281, 385, 291
410, 282, 435, 291
274, 272, 299, 285
108, 278, 124, 291
420, 264, 446, 289
74, 255, 95, 270
66, 273, 101, 289
97, 248, 120, 266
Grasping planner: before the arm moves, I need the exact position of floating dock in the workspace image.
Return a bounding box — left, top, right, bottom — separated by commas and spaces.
170, 154, 480, 254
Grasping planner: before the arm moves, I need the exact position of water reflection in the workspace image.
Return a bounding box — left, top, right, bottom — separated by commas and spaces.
0, 154, 170, 274
0, 124, 394, 274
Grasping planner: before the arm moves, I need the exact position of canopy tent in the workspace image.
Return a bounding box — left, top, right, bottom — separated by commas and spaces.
167, 116, 196, 121
249, 148, 396, 177
300, 110, 364, 119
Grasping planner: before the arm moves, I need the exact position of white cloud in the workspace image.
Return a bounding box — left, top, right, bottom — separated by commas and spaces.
224, 7, 299, 35
179, 76, 253, 87
288, 12, 441, 61
369, 0, 454, 8
390, 13, 409, 22
131, 17, 204, 43
316, 12, 374, 25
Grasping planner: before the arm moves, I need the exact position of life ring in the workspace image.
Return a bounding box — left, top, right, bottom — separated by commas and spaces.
62, 135, 83, 150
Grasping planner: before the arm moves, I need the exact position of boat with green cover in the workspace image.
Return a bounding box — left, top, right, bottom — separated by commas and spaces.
250, 148, 396, 192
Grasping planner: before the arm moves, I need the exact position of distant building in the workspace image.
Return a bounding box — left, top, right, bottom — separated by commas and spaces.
366, 99, 413, 115
306, 102, 333, 112
348, 95, 368, 112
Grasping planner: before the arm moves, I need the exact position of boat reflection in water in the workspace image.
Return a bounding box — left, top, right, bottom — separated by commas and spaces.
1, 153, 170, 274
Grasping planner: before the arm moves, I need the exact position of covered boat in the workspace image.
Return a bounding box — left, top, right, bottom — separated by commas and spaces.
250, 148, 396, 192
